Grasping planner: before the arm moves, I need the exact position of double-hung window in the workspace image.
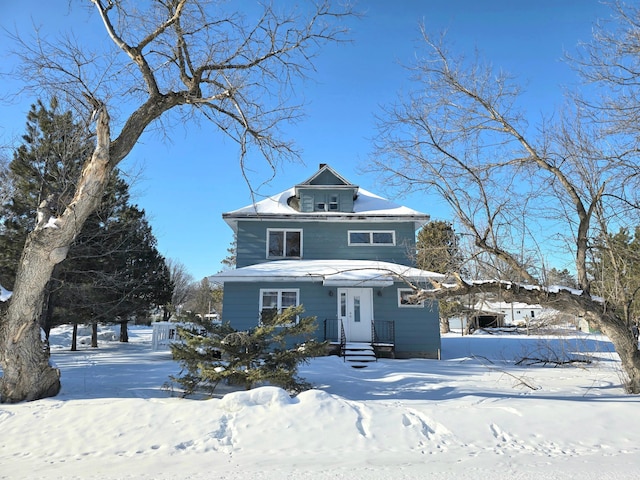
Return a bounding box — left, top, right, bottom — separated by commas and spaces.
267, 229, 302, 258
260, 289, 300, 324
348, 230, 395, 246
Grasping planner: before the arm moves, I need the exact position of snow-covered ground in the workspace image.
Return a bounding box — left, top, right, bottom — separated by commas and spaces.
2, 325, 640, 479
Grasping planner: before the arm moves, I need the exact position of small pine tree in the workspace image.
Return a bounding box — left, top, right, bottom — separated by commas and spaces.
170, 305, 326, 397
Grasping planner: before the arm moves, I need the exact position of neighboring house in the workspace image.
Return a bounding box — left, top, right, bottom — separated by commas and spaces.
453, 301, 546, 330
478, 301, 544, 327
210, 164, 444, 359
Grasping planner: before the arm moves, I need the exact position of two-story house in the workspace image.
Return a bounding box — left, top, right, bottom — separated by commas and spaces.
210, 164, 444, 360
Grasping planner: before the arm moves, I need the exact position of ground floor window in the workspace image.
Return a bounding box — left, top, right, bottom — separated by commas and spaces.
398, 288, 424, 307
260, 288, 300, 324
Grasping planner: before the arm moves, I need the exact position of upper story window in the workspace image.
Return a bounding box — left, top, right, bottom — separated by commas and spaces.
348, 230, 395, 246
267, 229, 302, 258
315, 194, 340, 212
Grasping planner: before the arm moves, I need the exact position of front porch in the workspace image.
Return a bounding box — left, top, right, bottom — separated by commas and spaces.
323, 318, 396, 358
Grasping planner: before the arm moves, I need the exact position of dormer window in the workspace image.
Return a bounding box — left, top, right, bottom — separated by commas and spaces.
313, 194, 341, 212
267, 229, 302, 258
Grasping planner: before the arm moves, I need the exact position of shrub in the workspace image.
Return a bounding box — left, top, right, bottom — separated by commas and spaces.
170, 305, 326, 397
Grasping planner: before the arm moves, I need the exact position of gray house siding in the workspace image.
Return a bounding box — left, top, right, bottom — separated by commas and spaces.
221, 283, 263, 331
374, 284, 441, 359
221, 281, 441, 358
296, 187, 355, 213
222, 281, 335, 332
236, 220, 417, 268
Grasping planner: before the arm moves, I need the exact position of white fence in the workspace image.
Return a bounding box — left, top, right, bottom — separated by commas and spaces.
152, 322, 182, 350
151, 322, 208, 350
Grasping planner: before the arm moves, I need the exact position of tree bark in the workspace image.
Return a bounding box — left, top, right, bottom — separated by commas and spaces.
0, 107, 111, 402
91, 323, 98, 348
0, 233, 62, 402
440, 317, 450, 334
71, 323, 78, 352
591, 310, 640, 392
119, 321, 129, 343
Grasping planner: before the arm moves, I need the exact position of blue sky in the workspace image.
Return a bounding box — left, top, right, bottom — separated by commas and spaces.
0, 1, 612, 280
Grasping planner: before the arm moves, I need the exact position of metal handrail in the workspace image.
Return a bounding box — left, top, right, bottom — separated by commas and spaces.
372, 320, 395, 344
339, 319, 346, 360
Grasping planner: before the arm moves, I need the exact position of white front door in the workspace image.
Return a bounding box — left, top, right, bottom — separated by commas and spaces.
338, 288, 373, 342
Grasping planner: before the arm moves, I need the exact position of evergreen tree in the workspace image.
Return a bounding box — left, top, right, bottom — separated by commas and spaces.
171, 306, 325, 396
416, 220, 462, 274
0, 159, 13, 219
415, 221, 465, 332
0, 98, 91, 289
221, 235, 237, 270
590, 227, 640, 325
0, 99, 172, 340
544, 267, 578, 289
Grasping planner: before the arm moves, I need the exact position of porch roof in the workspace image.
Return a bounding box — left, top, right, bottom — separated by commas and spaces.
209, 259, 445, 287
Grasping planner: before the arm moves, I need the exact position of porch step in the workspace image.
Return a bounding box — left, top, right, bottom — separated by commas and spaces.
343, 342, 376, 368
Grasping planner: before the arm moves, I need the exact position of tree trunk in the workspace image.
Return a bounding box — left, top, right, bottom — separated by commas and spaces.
591, 311, 640, 393
0, 233, 62, 402
71, 323, 78, 351
41, 277, 57, 340
440, 317, 450, 334
119, 321, 129, 342
0, 107, 112, 403
91, 323, 98, 348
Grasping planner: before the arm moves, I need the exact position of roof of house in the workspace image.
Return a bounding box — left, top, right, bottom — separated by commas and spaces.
476, 300, 544, 313
222, 166, 430, 231
210, 259, 445, 287
296, 164, 355, 188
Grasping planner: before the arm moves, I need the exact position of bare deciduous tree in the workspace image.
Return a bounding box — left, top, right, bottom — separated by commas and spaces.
166, 258, 194, 320
371, 16, 640, 392
0, 0, 352, 403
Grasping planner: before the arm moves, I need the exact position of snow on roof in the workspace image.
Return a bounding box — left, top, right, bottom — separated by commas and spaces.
476, 300, 544, 312
223, 187, 429, 228
210, 259, 445, 287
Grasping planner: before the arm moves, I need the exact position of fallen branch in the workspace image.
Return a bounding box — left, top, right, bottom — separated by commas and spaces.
471, 355, 540, 391
516, 357, 592, 367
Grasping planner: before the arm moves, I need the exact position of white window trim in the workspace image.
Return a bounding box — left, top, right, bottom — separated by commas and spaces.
348, 230, 396, 246
398, 288, 424, 308
266, 228, 303, 259
314, 194, 340, 212
259, 288, 300, 325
